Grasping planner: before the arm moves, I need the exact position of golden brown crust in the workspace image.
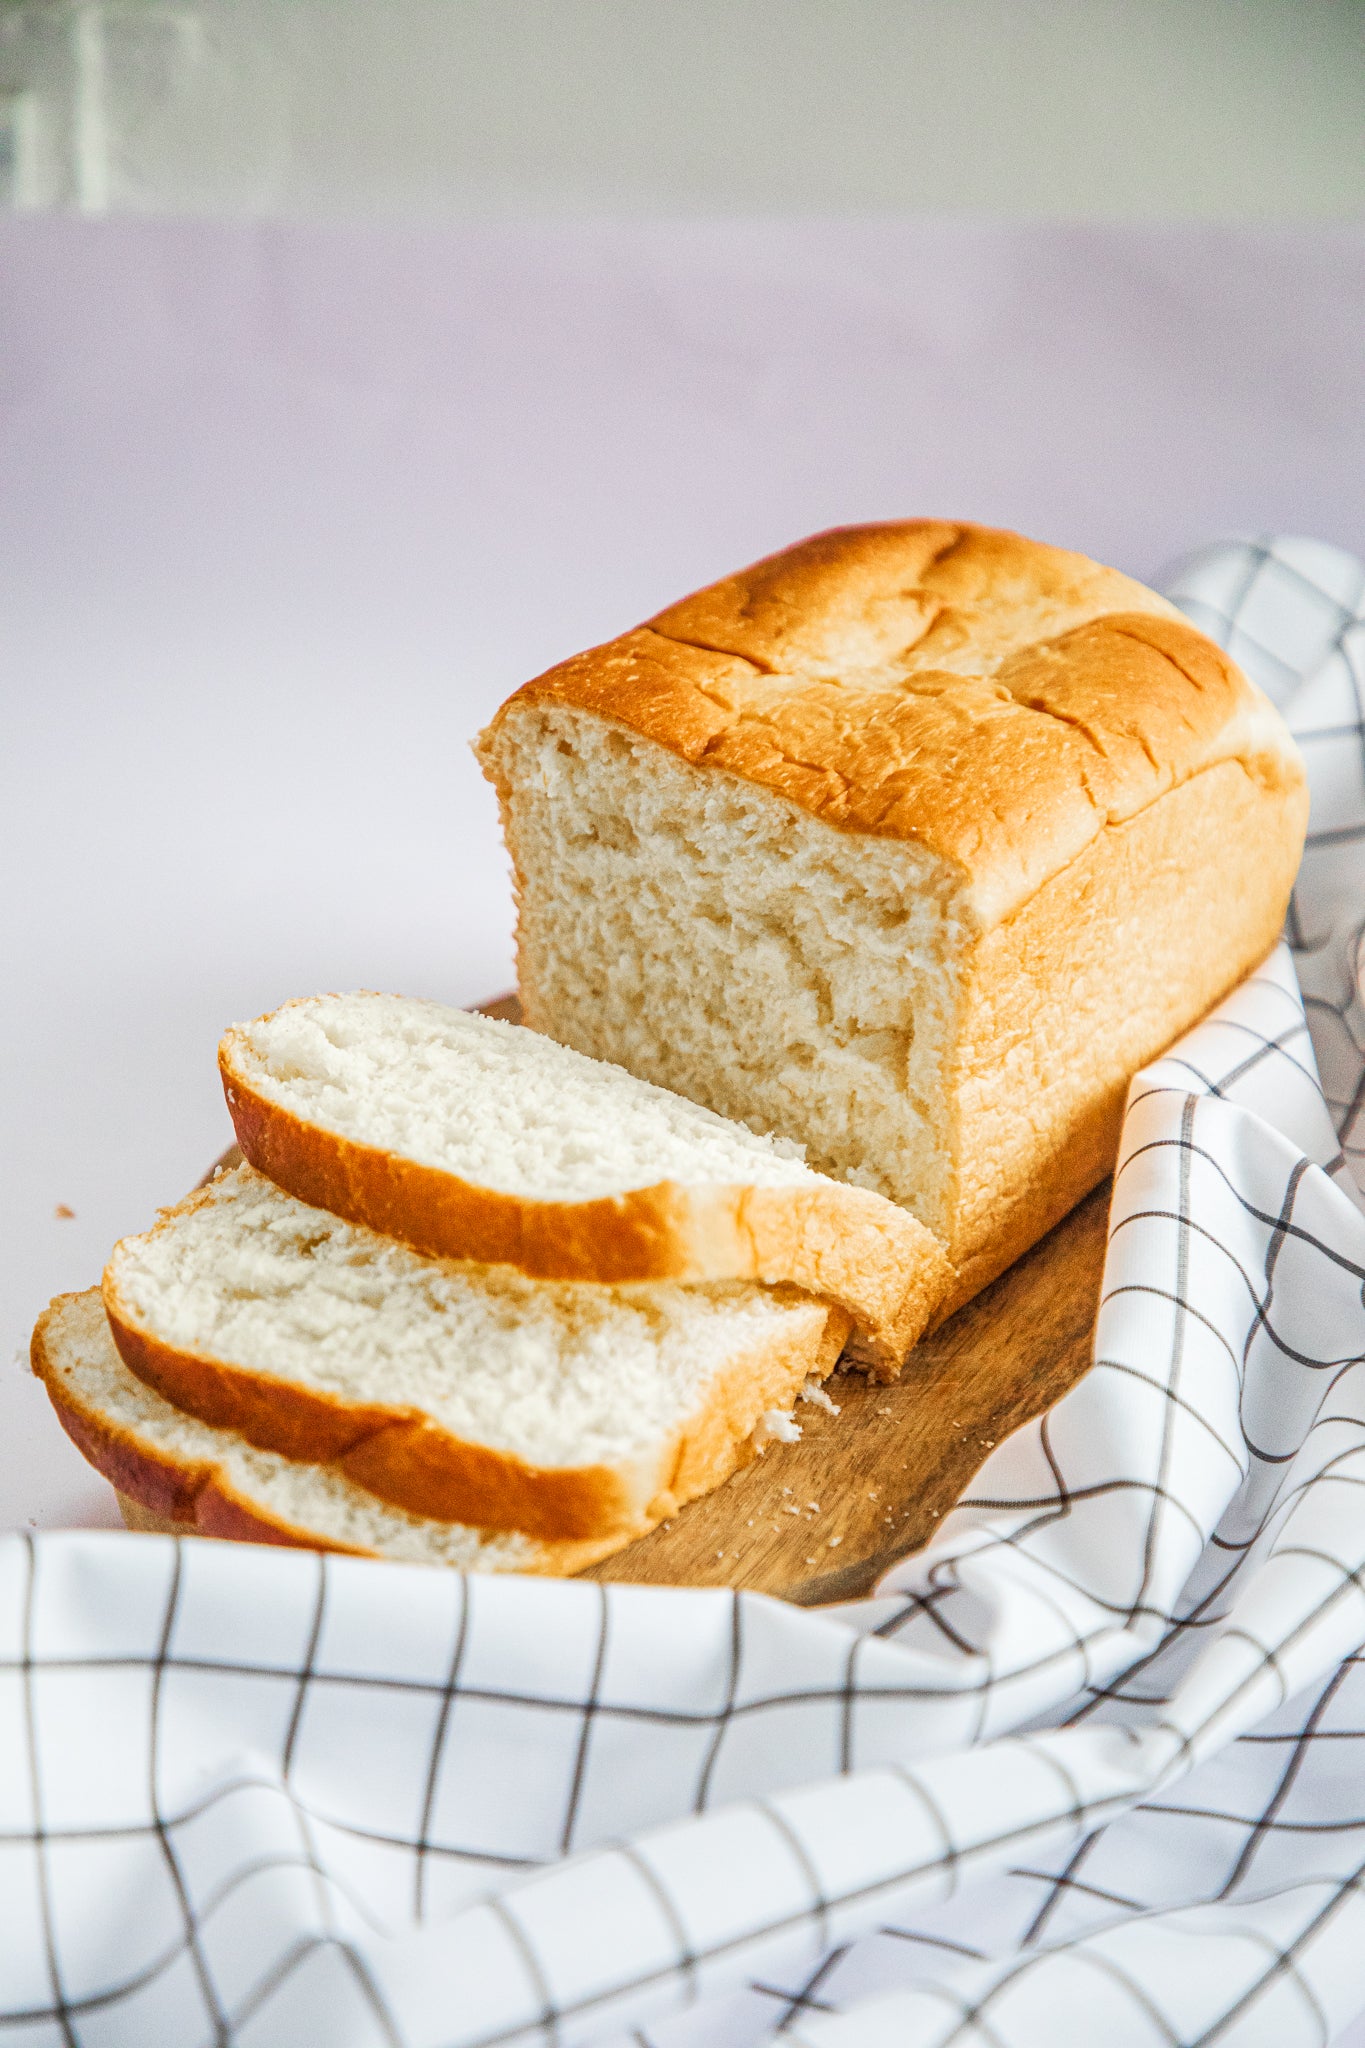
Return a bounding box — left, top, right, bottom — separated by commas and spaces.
480, 521, 1305, 931
648, 520, 1178, 677
932, 754, 1308, 1315
32, 1293, 619, 1574
219, 1036, 950, 1368
118, 1490, 324, 1547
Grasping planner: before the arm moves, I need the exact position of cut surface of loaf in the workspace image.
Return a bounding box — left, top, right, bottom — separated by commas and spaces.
220, 991, 948, 1367
33, 1291, 621, 1574
478, 520, 1309, 1308
100, 1165, 845, 1540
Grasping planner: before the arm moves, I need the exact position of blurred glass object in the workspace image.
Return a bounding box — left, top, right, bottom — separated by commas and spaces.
0, 0, 1362, 219
0, 0, 286, 210
0, 88, 41, 204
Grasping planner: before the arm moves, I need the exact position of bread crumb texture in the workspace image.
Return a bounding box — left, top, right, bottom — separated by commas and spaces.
105, 1165, 823, 1472
226, 991, 815, 1200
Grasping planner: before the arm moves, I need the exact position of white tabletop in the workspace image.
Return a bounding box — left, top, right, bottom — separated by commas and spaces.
3, 216, 1364, 1535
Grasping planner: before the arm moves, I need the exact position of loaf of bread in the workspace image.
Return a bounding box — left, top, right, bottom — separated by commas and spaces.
479, 521, 1308, 1309
97, 1163, 848, 1541
221, 991, 947, 1369
34, 1290, 624, 1573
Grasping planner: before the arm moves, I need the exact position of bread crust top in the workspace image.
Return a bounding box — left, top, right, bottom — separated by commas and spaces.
483, 521, 1305, 928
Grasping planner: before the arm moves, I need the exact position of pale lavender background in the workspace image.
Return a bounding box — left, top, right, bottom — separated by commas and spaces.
3, 219, 1364, 1533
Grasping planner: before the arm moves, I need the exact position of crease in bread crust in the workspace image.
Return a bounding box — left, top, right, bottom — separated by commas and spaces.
220, 1018, 949, 1371
32, 1291, 622, 1575
98, 1167, 852, 1542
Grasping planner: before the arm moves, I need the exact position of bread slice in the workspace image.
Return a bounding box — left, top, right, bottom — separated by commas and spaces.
98, 1164, 848, 1541
219, 991, 949, 1370
478, 520, 1308, 1312
33, 1291, 622, 1574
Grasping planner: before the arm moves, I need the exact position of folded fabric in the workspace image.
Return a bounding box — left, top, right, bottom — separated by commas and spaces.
5, 535, 1365, 2048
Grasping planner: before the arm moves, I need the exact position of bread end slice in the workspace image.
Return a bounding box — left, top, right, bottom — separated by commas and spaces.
33, 1291, 626, 1575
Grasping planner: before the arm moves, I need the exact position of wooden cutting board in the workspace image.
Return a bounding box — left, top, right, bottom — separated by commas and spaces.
198, 993, 1110, 1605
585, 1181, 1107, 1604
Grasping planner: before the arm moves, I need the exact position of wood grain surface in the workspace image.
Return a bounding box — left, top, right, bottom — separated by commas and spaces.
192, 992, 1109, 1603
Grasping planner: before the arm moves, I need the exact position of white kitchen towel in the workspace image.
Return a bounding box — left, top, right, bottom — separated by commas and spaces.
4, 536, 1365, 2048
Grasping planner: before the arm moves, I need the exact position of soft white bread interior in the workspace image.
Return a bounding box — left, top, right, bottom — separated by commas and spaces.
478, 520, 1309, 1311
220, 991, 947, 1368
99, 1164, 847, 1541
33, 1291, 623, 1574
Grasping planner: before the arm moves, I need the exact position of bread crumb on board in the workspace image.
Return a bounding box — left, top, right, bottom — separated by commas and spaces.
754, 1407, 802, 1446
799, 1377, 840, 1416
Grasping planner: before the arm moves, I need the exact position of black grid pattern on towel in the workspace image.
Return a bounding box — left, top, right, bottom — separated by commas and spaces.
4, 536, 1365, 2048
1167, 537, 1365, 1183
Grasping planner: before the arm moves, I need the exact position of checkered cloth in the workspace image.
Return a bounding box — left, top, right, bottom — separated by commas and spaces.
6, 538, 1365, 2048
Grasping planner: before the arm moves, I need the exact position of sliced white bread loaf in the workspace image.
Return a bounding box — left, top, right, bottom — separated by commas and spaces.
219, 991, 949, 1370
33, 1291, 623, 1574
98, 1164, 848, 1541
